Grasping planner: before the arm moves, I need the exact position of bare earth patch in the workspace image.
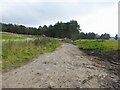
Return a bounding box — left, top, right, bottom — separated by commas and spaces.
2, 43, 120, 89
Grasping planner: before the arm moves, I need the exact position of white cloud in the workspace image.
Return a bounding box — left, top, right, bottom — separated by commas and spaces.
0, 0, 118, 36
75, 4, 118, 36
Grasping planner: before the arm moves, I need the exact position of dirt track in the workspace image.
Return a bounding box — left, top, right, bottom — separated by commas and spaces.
2, 43, 120, 88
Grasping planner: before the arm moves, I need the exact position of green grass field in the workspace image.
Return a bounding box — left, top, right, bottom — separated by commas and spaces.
1, 35, 26, 40
1, 32, 62, 71
0, 32, 27, 40
74, 40, 119, 51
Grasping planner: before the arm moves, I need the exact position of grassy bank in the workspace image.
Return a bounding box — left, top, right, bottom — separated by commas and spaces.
74, 40, 119, 51
2, 37, 62, 71
74, 40, 120, 65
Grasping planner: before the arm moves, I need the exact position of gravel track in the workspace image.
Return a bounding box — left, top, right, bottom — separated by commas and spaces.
2, 43, 120, 89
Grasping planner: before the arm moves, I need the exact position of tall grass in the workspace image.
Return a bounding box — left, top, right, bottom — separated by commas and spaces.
2, 37, 62, 71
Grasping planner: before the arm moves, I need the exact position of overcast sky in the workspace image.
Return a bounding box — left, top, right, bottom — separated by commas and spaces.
0, 0, 119, 36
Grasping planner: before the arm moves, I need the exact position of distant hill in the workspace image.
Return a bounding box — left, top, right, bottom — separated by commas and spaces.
109, 37, 115, 40
109, 37, 120, 40
118, 37, 120, 40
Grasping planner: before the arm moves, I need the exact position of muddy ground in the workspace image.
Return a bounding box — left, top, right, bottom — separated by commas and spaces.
82, 49, 120, 77
2, 43, 120, 89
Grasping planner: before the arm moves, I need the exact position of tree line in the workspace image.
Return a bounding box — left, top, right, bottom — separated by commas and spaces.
1, 20, 111, 40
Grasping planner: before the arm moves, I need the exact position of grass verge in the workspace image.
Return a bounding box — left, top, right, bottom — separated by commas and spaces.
74, 40, 119, 51
74, 40, 120, 66
2, 37, 62, 72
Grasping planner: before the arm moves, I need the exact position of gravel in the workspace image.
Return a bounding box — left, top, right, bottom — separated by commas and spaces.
2, 43, 120, 89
